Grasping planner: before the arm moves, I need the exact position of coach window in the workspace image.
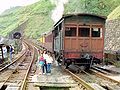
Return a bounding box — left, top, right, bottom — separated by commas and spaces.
65, 27, 76, 37
78, 28, 90, 37
92, 28, 101, 37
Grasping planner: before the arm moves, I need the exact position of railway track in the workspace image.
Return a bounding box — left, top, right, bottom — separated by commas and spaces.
31, 41, 94, 90
63, 65, 120, 90
90, 67, 120, 86
23, 40, 120, 90
61, 66, 94, 90
92, 65, 120, 74
81, 70, 120, 90
0, 41, 38, 90
26, 41, 91, 90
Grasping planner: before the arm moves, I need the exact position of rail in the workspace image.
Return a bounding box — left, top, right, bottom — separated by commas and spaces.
90, 69, 120, 85
20, 41, 36, 90
62, 66, 95, 90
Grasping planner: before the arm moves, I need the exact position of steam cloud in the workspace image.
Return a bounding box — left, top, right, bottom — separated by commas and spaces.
50, 0, 68, 23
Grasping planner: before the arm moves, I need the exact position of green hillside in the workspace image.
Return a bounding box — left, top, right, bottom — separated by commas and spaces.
0, 0, 120, 39
64, 0, 120, 16
108, 5, 120, 20
0, 0, 54, 38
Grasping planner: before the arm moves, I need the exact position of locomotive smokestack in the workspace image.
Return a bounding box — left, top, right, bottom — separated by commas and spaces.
50, 0, 69, 23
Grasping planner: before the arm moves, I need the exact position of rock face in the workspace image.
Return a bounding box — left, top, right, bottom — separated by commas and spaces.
105, 19, 120, 52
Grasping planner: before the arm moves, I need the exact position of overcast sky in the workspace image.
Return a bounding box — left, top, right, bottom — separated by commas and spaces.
0, 0, 39, 13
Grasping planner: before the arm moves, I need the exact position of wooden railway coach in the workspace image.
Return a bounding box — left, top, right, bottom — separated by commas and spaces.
40, 13, 106, 69
53, 13, 106, 68
39, 31, 53, 52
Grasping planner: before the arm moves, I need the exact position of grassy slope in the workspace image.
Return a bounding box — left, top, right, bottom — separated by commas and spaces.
23, 0, 54, 38
64, 0, 120, 16
0, 0, 54, 38
0, 7, 23, 36
108, 5, 120, 20
0, 0, 120, 38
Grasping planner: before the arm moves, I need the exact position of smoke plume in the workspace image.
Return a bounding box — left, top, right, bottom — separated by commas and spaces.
50, 0, 68, 23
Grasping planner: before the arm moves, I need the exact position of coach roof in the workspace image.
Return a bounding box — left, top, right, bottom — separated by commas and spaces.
54, 13, 107, 27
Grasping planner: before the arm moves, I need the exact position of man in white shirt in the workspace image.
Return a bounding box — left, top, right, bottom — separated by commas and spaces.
43, 51, 53, 74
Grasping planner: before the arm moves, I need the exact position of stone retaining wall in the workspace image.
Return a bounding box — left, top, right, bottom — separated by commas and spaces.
105, 19, 120, 52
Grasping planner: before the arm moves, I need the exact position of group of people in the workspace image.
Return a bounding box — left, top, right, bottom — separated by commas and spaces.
1, 45, 14, 63
37, 50, 53, 75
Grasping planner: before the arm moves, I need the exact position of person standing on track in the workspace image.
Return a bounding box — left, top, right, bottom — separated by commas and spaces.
9, 45, 13, 63
46, 52, 53, 74
38, 53, 45, 74
43, 50, 48, 74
